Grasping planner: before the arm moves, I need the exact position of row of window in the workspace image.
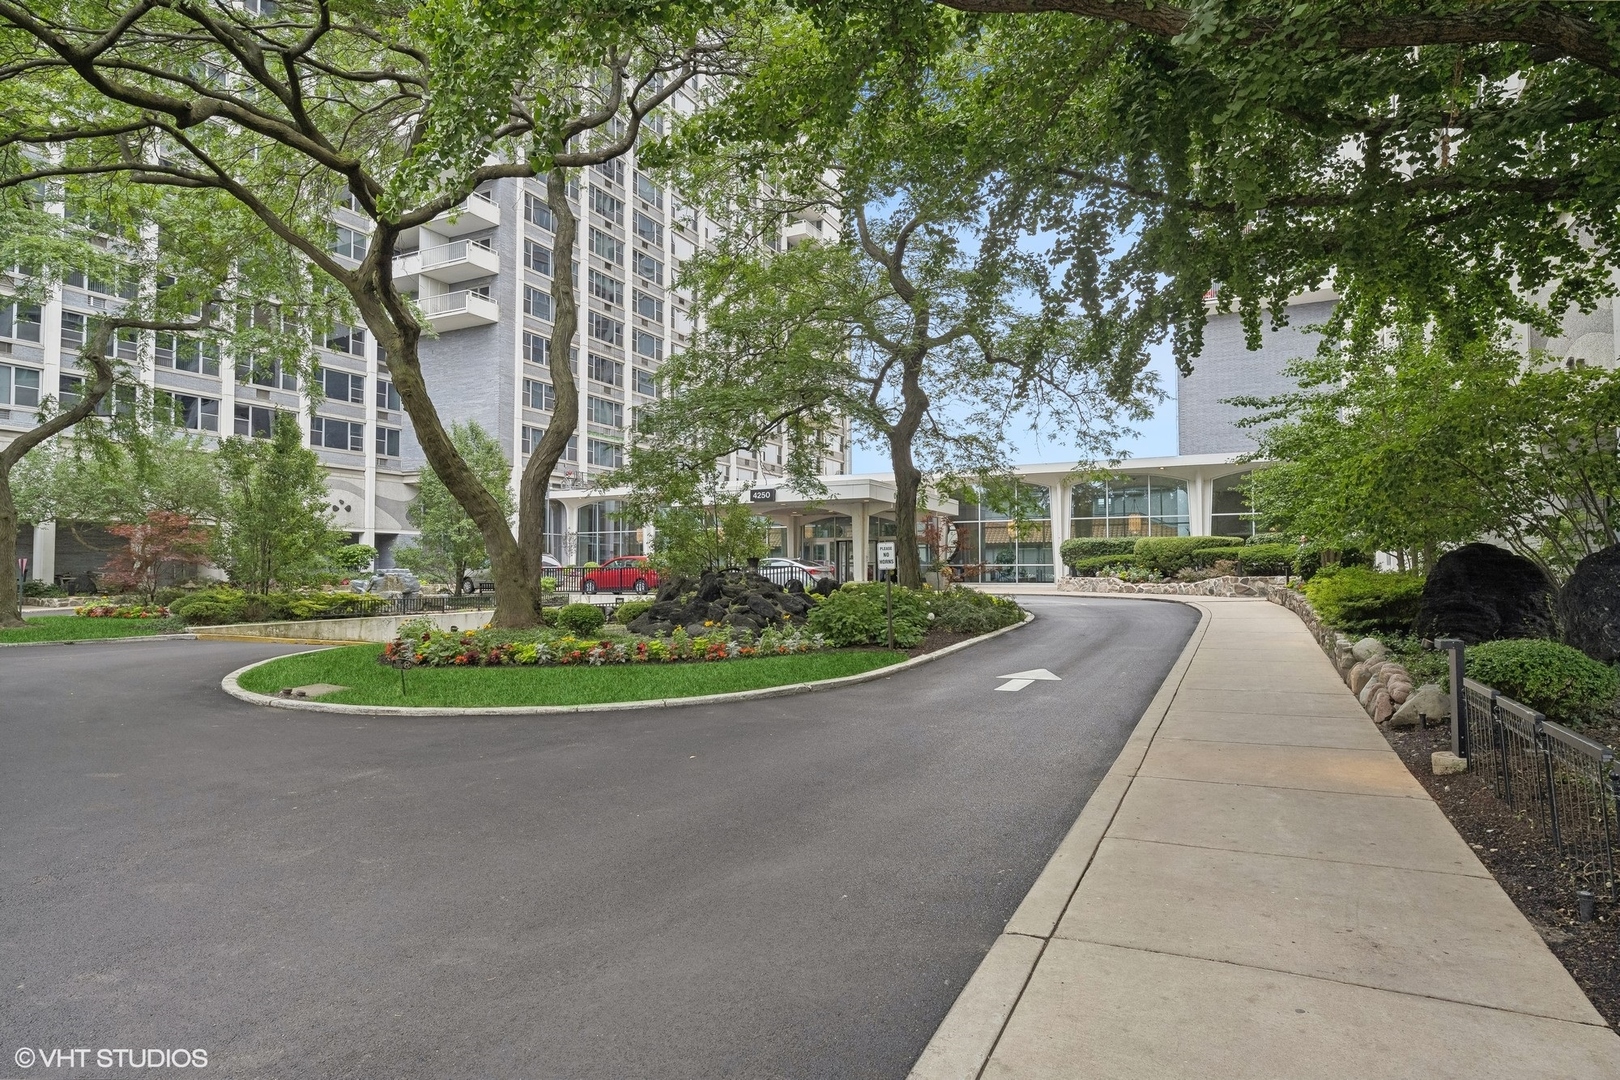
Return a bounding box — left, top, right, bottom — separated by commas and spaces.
514, 426, 624, 469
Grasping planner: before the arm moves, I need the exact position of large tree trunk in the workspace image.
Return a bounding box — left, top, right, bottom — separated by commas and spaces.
887, 354, 929, 589
518, 168, 582, 587
0, 470, 22, 627
356, 260, 539, 628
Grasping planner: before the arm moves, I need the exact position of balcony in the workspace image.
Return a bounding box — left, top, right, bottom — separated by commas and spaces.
784, 218, 822, 249
393, 238, 499, 289
428, 189, 500, 237
419, 289, 499, 332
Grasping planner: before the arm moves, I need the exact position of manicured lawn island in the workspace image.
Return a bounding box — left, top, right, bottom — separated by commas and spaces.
236, 644, 908, 708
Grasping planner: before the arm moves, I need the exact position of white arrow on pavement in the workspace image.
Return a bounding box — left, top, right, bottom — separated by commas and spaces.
995, 668, 1062, 692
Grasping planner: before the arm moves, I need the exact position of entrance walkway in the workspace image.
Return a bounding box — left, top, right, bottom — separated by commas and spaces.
913, 597, 1620, 1080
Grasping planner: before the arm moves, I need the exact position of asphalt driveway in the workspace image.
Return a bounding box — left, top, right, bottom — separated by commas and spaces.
1, 596, 1196, 1079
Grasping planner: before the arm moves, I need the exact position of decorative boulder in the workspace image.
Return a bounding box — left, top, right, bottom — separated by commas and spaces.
1412, 543, 1558, 644
1351, 637, 1387, 662
1390, 684, 1450, 729
1563, 544, 1620, 664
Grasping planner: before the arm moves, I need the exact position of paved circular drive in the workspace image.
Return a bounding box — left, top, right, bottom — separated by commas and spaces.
1, 596, 1196, 1079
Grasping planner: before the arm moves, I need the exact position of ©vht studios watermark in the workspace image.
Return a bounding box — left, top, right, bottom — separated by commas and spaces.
13, 1047, 208, 1070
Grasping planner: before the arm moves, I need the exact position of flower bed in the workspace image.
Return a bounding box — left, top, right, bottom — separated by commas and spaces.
380, 618, 824, 670
75, 603, 172, 619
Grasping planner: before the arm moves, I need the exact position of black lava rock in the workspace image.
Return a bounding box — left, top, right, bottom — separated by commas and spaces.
1413, 543, 1558, 644
1564, 544, 1620, 664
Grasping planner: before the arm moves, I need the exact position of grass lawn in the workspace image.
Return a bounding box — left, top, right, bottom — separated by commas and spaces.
236, 644, 909, 708
0, 616, 187, 644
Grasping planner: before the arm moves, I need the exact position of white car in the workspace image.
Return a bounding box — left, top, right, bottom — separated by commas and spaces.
758, 557, 838, 586
462, 555, 561, 595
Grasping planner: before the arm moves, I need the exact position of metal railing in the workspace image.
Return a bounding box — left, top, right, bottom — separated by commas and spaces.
419, 238, 494, 269
326, 594, 493, 619
1451, 651, 1618, 902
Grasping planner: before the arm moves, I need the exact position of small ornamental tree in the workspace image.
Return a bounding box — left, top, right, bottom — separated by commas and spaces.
215, 413, 345, 594
650, 474, 772, 579
395, 422, 514, 595
99, 510, 212, 603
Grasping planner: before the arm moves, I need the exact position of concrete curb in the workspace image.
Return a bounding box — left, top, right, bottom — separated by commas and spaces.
219, 611, 1036, 717
0, 633, 198, 649
907, 596, 1212, 1080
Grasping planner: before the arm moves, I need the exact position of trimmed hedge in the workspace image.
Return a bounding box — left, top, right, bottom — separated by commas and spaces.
1247, 532, 1289, 546
1132, 536, 1239, 575
1060, 537, 1138, 566
1072, 553, 1137, 576
555, 603, 607, 636
614, 600, 654, 625
1466, 639, 1619, 728
1304, 567, 1425, 635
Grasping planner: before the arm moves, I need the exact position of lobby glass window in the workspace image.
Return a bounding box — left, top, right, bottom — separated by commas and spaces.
234, 403, 277, 438
0, 364, 41, 407
1211, 472, 1258, 537
577, 499, 641, 563
1069, 474, 1189, 538
951, 483, 1054, 583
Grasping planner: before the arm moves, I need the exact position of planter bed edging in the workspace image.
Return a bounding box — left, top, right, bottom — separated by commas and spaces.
220, 611, 1035, 716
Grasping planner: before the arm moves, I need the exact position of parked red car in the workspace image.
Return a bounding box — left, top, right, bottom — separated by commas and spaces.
581, 555, 660, 595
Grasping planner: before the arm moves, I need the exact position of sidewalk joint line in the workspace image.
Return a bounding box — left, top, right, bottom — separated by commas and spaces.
1098, 834, 1493, 879
1134, 772, 1426, 800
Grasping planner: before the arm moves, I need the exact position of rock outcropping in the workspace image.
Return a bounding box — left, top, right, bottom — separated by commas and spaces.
1563, 544, 1620, 664
626, 570, 829, 637
1412, 543, 1557, 644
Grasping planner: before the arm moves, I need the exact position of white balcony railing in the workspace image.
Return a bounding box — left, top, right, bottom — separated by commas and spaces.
429, 189, 501, 237
419, 289, 499, 332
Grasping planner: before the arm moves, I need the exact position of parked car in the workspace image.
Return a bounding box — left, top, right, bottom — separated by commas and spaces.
758, 557, 839, 586
462, 555, 560, 595
581, 555, 659, 595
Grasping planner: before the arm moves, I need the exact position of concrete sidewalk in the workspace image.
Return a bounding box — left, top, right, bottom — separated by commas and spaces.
912, 597, 1620, 1080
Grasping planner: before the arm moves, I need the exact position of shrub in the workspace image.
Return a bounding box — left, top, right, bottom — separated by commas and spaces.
1186, 542, 1297, 575
75, 602, 171, 619
1132, 536, 1239, 575
1465, 640, 1619, 727
806, 584, 929, 647
1059, 537, 1137, 566
1072, 553, 1137, 577
21, 579, 66, 598
172, 586, 250, 625
1247, 532, 1289, 546
555, 603, 607, 636
1293, 542, 1371, 581
1305, 567, 1425, 635
615, 600, 654, 625
927, 588, 1024, 634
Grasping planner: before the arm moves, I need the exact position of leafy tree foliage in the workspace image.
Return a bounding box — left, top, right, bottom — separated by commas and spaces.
393, 422, 514, 595
14, 424, 224, 527
214, 413, 344, 593
649, 473, 771, 578
99, 510, 212, 604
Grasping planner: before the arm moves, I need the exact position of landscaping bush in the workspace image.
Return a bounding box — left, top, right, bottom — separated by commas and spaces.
926, 588, 1024, 634
21, 579, 66, 598
806, 584, 930, 647
1293, 541, 1371, 581
171, 586, 250, 625
1304, 567, 1425, 635
1132, 536, 1239, 575
74, 602, 171, 619
555, 603, 607, 636
381, 619, 825, 668
1247, 532, 1289, 546
1059, 537, 1137, 566
1228, 542, 1297, 575
1072, 553, 1137, 577
614, 600, 654, 625
1465, 639, 1620, 728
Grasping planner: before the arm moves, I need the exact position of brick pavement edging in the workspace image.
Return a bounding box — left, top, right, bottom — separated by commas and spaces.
219, 611, 1035, 717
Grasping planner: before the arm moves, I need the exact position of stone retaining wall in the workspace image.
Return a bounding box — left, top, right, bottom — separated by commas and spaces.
190, 608, 495, 643
1057, 575, 1290, 598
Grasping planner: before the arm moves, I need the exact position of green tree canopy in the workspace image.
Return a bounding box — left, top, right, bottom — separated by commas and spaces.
394, 422, 515, 595
214, 413, 344, 593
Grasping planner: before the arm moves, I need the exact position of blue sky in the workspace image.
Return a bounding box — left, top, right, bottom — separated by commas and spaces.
847, 341, 1181, 473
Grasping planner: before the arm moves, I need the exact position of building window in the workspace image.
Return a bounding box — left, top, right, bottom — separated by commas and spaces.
632, 330, 662, 362
1069, 475, 1189, 539
634, 172, 662, 209
60, 375, 135, 416
524, 240, 552, 276
589, 227, 623, 266
236, 357, 298, 391
524, 193, 555, 231
587, 396, 623, 428
0, 364, 41, 407
588, 312, 623, 347
632, 290, 663, 321
595, 159, 625, 185
376, 378, 401, 410
155, 334, 220, 375
58, 310, 86, 348
524, 285, 553, 321
591, 188, 624, 226
632, 367, 657, 398
157, 391, 219, 432
1210, 473, 1257, 537
234, 403, 277, 438
524, 378, 556, 411
66, 269, 138, 299
633, 252, 663, 285
310, 416, 364, 451
324, 325, 367, 355
522, 426, 577, 459
0, 302, 43, 343
576, 499, 641, 563
952, 483, 1054, 583
320, 367, 365, 404
105, 329, 139, 361
376, 426, 401, 457
587, 353, 622, 387
586, 438, 624, 469
588, 268, 624, 307
633, 211, 663, 247
333, 225, 370, 260
523, 331, 550, 366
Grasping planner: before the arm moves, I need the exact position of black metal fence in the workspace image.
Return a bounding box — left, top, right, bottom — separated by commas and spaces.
326, 594, 496, 619
1456, 668, 1618, 903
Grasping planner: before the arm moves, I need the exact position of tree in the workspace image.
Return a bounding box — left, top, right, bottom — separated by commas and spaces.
14, 424, 224, 529
0, 0, 745, 627
649, 472, 771, 579
1240, 326, 1620, 579
394, 422, 514, 595
214, 413, 344, 593
99, 510, 212, 603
